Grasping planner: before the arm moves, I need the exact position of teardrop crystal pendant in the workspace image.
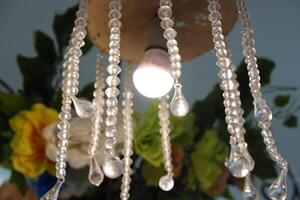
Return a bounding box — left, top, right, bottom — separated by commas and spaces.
253, 95, 272, 125
159, 175, 174, 191
40, 179, 64, 200
170, 83, 189, 117
268, 170, 288, 200
243, 174, 258, 200
71, 96, 95, 118
226, 144, 254, 178
102, 156, 123, 179
88, 157, 104, 186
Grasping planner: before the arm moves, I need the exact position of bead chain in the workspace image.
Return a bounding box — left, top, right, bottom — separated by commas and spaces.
56, 0, 88, 180
104, 0, 122, 155
88, 53, 105, 157
120, 65, 134, 200
159, 96, 174, 176
158, 0, 182, 83
207, 0, 248, 147
236, 0, 288, 170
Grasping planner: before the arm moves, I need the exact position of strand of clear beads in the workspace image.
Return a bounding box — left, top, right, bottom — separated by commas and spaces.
40, 1, 88, 199
87, 52, 105, 186
237, 1, 288, 199
207, 0, 254, 178
120, 65, 134, 200
158, 0, 189, 117
158, 96, 175, 191
236, 0, 288, 171
102, 0, 123, 179
89, 52, 105, 157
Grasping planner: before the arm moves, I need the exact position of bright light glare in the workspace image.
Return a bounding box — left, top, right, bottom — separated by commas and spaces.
133, 65, 174, 98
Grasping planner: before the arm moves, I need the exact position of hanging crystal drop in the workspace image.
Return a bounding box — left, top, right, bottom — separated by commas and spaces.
268, 170, 288, 200
253, 95, 272, 125
226, 143, 254, 178
102, 156, 123, 179
159, 174, 174, 191
71, 96, 95, 118
88, 157, 104, 186
243, 174, 258, 200
40, 179, 64, 200
170, 83, 189, 117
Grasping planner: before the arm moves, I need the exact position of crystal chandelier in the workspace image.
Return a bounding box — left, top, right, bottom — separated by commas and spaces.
41, 0, 288, 200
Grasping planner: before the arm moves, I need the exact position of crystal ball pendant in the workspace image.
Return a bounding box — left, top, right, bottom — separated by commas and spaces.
102, 156, 123, 179
226, 144, 254, 178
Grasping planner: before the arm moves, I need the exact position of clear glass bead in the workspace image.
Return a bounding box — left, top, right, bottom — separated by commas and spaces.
243, 174, 258, 200
102, 156, 123, 179
40, 179, 64, 200
106, 75, 121, 86
88, 157, 104, 186
226, 143, 254, 178
158, 6, 172, 19
108, 18, 122, 28
107, 64, 121, 74
71, 96, 95, 118
268, 170, 287, 200
253, 95, 272, 125
170, 84, 189, 117
161, 18, 174, 29
163, 28, 177, 40
105, 87, 120, 98
159, 175, 174, 191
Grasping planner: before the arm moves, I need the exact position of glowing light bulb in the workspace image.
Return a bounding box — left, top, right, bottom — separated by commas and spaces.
133, 48, 174, 98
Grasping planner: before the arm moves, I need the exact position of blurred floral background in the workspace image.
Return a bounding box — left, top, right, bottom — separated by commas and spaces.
1, 2, 300, 200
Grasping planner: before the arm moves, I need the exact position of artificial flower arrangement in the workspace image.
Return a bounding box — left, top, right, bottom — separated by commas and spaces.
0, 4, 299, 200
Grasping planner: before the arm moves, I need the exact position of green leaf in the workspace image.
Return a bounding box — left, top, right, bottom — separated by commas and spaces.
78, 82, 94, 100
190, 130, 228, 191
10, 170, 28, 195
283, 115, 298, 128
274, 95, 290, 107
53, 5, 78, 55
34, 31, 57, 65
17, 55, 55, 102
236, 58, 275, 115
0, 92, 28, 117
141, 162, 165, 186
0, 142, 12, 168
244, 126, 277, 179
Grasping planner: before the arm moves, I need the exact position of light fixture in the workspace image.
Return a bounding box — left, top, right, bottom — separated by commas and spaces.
41, 0, 289, 200
133, 48, 174, 98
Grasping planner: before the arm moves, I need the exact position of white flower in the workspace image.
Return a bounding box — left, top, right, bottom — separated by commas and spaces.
43, 117, 124, 169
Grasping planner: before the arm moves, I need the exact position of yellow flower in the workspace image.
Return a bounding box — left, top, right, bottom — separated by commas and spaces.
9, 103, 58, 178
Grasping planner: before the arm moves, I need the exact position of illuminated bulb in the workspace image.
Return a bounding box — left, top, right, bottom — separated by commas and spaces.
133, 48, 174, 98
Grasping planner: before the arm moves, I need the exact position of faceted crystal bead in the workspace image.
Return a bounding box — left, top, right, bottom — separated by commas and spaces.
253, 95, 272, 125
268, 170, 287, 200
163, 28, 177, 40
170, 84, 189, 117
243, 174, 258, 200
71, 96, 95, 118
159, 175, 174, 191
226, 144, 254, 178
40, 179, 64, 200
88, 157, 104, 186
161, 18, 174, 29
102, 156, 123, 179
158, 6, 172, 19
